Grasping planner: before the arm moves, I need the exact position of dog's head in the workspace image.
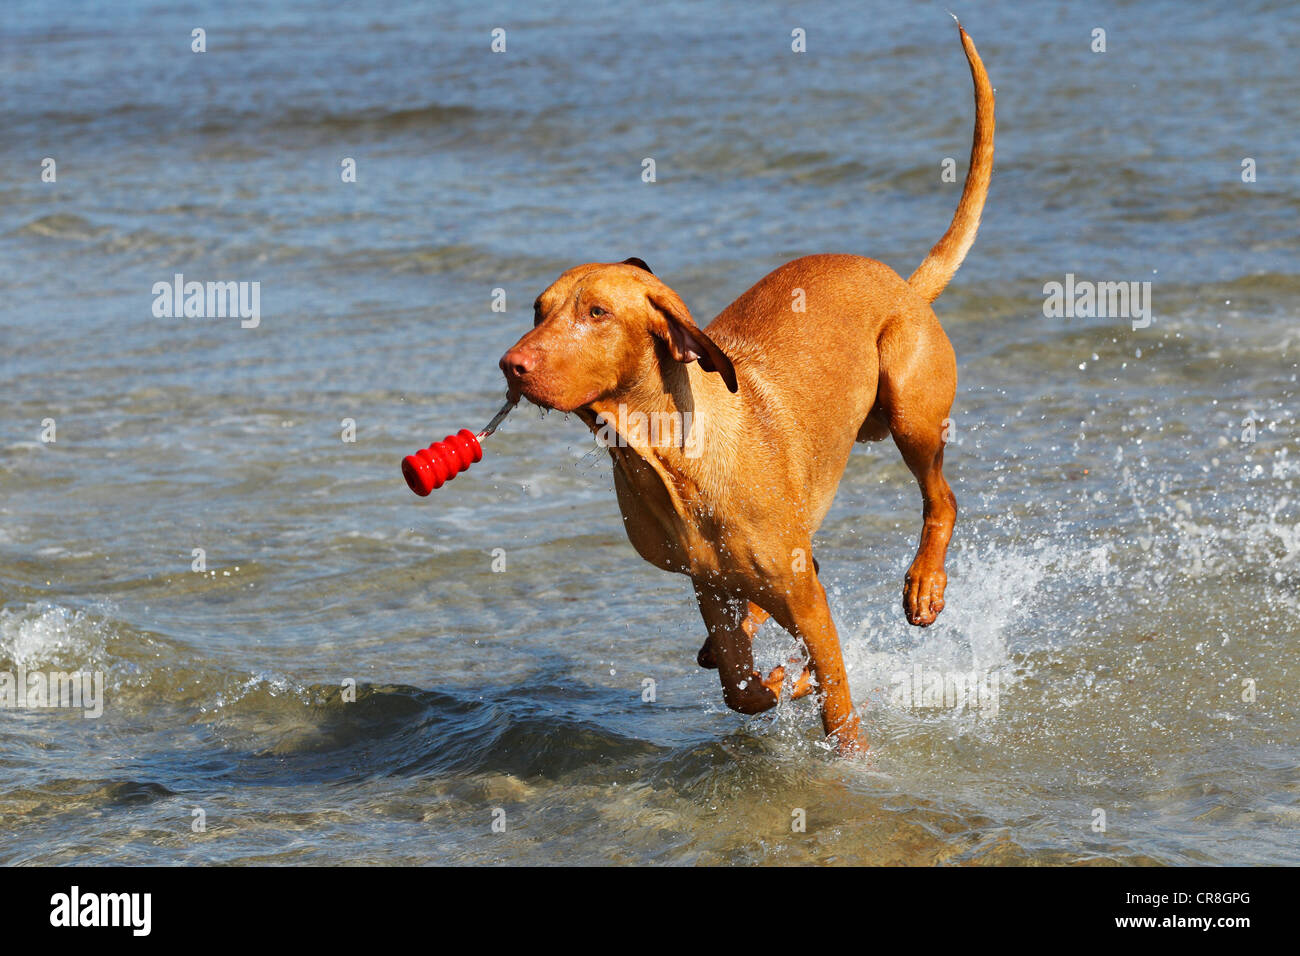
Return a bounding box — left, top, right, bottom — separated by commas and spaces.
498, 258, 737, 413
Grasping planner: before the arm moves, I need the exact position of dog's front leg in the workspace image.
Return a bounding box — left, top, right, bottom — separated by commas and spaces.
697, 557, 825, 669
693, 582, 775, 714
696, 600, 767, 669
765, 570, 863, 754
693, 582, 806, 715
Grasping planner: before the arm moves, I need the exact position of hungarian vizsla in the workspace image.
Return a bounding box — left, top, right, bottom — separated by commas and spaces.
498, 23, 994, 753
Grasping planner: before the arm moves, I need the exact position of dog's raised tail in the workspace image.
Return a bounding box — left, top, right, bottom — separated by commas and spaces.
906, 21, 995, 304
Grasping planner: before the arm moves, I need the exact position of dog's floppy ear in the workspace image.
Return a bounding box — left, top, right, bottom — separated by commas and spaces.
622, 257, 654, 274
646, 287, 738, 393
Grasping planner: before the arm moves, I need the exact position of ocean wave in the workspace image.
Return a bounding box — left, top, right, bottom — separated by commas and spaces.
195, 102, 480, 137
1, 100, 483, 145
8, 213, 110, 241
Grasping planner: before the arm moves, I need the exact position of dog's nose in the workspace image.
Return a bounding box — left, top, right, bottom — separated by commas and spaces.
499, 347, 537, 380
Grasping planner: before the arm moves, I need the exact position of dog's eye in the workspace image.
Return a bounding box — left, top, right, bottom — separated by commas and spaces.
533, 302, 543, 327
589, 306, 607, 318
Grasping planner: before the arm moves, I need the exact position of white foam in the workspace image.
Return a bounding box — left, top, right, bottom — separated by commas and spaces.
0, 603, 98, 670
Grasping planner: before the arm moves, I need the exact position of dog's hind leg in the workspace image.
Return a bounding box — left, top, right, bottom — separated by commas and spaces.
874, 313, 958, 627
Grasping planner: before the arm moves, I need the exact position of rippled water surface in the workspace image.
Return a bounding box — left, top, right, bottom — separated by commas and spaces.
1, 0, 1298, 864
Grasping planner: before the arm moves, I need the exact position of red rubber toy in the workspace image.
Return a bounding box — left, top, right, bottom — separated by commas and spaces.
402, 398, 516, 497
402, 429, 482, 496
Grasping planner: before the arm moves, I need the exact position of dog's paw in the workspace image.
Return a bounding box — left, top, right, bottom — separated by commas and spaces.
904, 565, 947, 627
722, 675, 780, 715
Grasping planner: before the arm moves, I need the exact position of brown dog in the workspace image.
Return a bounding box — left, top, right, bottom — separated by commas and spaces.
498, 24, 993, 753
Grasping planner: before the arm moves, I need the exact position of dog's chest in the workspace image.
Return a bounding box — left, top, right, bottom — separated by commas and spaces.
611, 451, 719, 576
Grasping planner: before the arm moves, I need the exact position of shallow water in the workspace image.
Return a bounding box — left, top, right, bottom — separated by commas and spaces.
1, 0, 1298, 864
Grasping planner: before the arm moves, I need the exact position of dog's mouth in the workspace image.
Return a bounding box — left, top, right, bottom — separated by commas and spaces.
506, 381, 552, 411
503, 375, 544, 409
505, 380, 599, 415
504, 381, 527, 406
